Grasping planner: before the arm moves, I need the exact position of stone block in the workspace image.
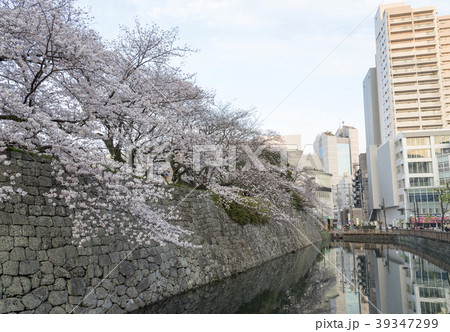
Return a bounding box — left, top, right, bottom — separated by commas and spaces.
19, 260, 40, 275
40, 274, 55, 286
36, 226, 49, 237
53, 266, 70, 278
28, 237, 42, 251
95, 287, 108, 300
13, 204, 28, 216
49, 306, 66, 314
81, 288, 97, 308
48, 247, 66, 266
52, 237, 66, 248
115, 285, 127, 296
0, 298, 24, 314
65, 246, 77, 260
3, 261, 19, 275
5, 277, 23, 296
14, 236, 28, 247
67, 278, 86, 296
36, 216, 53, 227
54, 278, 66, 291
107, 304, 125, 314
41, 206, 55, 216
9, 225, 22, 236
0, 251, 9, 264
0, 212, 12, 225
34, 302, 52, 314
48, 291, 68, 306
25, 248, 37, 260
0, 236, 13, 251
36, 250, 48, 261
55, 206, 67, 217
22, 225, 36, 237
10, 247, 25, 261
11, 214, 28, 225
109, 252, 120, 264
21, 286, 48, 310
119, 261, 135, 277
74, 255, 89, 267
28, 205, 42, 216
98, 255, 111, 267
38, 176, 52, 187
0, 225, 8, 236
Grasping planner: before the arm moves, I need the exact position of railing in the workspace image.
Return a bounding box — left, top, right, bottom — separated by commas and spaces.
337, 228, 450, 243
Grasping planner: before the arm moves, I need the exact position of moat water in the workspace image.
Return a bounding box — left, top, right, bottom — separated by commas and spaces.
139, 242, 450, 314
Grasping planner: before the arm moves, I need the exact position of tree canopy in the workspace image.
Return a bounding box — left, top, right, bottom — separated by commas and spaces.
0, 0, 318, 246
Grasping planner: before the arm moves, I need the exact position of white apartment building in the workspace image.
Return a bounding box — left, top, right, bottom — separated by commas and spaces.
365, 3, 450, 226
375, 3, 450, 143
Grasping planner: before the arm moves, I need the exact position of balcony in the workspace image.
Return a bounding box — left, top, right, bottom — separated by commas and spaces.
414, 40, 436, 47
414, 23, 435, 30
391, 25, 413, 33
392, 67, 416, 74
416, 66, 438, 73
391, 42, 415, 50
416, 74, 439, 81
414, 57, 437, 64
391, 50, 416, 58
396, 102, 419, 109
395, 94, 418, 101
390, 16, 412, 24
396, 111, 419, 118
414, 15, 435, 22
414, 48, 437, 55
413, 31, 435, 38
393, 76, 418, 84
419, 92, 441, 99
420, 110, 442, 116
420, 101, 441, 107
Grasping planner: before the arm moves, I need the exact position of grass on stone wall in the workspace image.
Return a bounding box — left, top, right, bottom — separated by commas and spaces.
5, 146, 52, 159
211, 193, 270, 225
319, 230, 331, 247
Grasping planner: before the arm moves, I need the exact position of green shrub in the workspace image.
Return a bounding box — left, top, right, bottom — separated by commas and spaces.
211, 193, 270, 225
290, 192, 308, 212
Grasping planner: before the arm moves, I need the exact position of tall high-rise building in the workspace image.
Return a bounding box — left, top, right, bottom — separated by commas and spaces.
374, 3, 450, 143
364, 3, 450, 226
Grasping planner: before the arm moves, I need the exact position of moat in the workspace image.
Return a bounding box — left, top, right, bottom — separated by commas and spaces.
139, 242, 450, 314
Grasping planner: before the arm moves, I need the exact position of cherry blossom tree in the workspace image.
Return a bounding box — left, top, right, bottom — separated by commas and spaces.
1, 0, 319, 246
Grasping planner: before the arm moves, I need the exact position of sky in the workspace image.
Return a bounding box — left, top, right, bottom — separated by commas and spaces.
76, 0, 450, 153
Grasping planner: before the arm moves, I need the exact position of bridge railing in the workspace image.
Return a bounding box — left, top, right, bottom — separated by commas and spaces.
338, 228, 450, 243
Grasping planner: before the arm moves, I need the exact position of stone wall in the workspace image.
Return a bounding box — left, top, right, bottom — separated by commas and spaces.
0, 150, 321, 314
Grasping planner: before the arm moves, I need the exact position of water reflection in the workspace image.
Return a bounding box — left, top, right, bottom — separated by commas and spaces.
138, 243, 450, 314
325, 243, 450, 314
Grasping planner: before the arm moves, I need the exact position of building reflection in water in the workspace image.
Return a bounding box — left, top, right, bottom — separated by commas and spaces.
324, 243, 450, 314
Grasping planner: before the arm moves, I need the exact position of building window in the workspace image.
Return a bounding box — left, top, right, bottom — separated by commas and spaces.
434, 135, 450, 144
407, 149, 431, 158
409, 177, 434, 187
408, 162, 432, 174
406, 137, 430, 146
409, 192, 439, 202
435, 148, 450, 156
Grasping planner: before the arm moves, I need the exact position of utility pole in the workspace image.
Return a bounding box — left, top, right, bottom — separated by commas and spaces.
379, 198, 387, 231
